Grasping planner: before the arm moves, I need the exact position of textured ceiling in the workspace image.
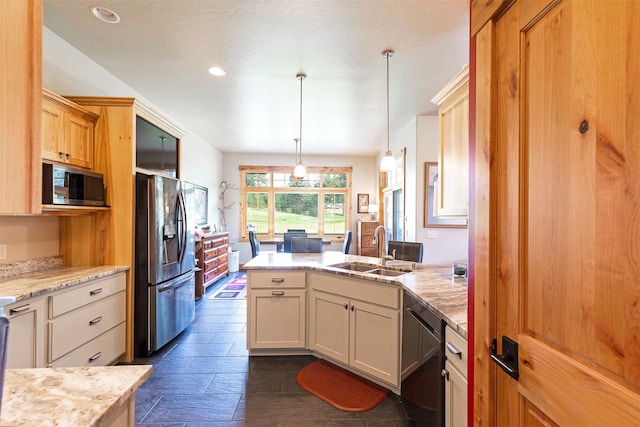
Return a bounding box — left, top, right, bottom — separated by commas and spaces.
43, 0, 469, 156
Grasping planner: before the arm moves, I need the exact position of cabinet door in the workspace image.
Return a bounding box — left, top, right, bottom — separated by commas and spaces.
64, 113, 94, 168
308, 290, 349, 364
350, 299, 400, 386
432, 66, 469, 218
0, 0, 42, 214
444, 361, 467, 427
42, 99, 65, 163
6, 297, 46, 368
249, 289, 306, 349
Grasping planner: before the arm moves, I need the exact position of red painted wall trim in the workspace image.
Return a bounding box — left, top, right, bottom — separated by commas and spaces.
467, 0, 476, 425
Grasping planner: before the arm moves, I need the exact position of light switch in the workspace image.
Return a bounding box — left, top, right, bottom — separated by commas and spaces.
0, 244, 6, 260
426, 230, 438, 239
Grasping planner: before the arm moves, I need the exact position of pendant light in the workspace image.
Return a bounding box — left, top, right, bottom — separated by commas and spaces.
292, 72, 308, 178
379, 49, 396, 172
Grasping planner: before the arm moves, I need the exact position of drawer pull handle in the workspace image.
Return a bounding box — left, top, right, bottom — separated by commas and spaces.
89, 352, 102, 362
89, 316, 103, 326
9, 304, 30, 315
271, 278, 285, 283
89, 288, 103, 296
446, 342, 462, 358
272, 291, 285, 296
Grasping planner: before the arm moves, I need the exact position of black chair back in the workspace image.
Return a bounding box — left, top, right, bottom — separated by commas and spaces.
249, 231, 260, 258
387, 241, 424, 262
342, 231, 352, 254
283, 232, 307, 253
291, 237, 323, 253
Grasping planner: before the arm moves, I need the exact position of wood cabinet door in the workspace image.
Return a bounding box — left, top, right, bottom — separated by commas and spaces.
444, 360, 467, 427
308, 290, 349, 363
0, 0, 42, 214
41, 99, 65, 163
474, 0, 640, 425
349, 299, 399, 386
6, 296, 46, 369
64, 113, 94, 169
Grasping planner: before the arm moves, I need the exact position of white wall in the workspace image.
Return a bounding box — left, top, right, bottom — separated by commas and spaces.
415, 115, 468, 265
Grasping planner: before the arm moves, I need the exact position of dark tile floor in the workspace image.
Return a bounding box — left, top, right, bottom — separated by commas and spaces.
132, 271, 416, 426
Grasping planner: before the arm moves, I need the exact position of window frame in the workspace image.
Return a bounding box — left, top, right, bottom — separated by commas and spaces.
240, 165, 352, 240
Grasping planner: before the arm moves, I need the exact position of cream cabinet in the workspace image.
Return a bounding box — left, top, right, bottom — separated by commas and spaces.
443, 326, 468, 427
309, 272, 401, 387
5, 296, 47, 369
47, 272, 126, 367
248, 270, 306, 350
42, 89, 98, 170
0, 0, 42, 214
431, 65, 469, 217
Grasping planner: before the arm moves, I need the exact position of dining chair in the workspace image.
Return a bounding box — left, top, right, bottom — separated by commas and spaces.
249, 231, 260, 258
387, 241, 424, 262
291, 237, 323, 253
283, 232, 307, 253
342, 231, 352, 254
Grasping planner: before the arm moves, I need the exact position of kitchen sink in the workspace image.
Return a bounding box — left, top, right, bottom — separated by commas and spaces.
365, 268, 407, 277
329, 262, 408, 277
329, 262, 380, 272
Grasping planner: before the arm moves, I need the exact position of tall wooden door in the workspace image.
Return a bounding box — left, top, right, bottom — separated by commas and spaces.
473, 0, 640, 425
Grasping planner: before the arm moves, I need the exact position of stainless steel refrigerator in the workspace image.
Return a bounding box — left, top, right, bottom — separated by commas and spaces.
134, 172, 196, 357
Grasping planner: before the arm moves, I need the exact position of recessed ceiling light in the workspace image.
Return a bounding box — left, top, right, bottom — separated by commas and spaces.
208, 66, 226, 77
90, 6, 120, 23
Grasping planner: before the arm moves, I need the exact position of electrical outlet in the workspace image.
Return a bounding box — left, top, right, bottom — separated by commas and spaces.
0, 244, 7, 260
426, 230, 438, 239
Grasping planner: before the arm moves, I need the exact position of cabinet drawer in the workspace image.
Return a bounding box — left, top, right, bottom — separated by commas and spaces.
249, 271, 306, 289
49, 322, 126, 367
49, 292, 126, 361
204, 268, 221, 284
50, 273, 126, 318
361, 222, 378, 234
203, 247, 218, 260
445, 326, 467, 377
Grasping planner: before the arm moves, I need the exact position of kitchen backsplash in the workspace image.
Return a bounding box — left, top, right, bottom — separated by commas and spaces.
0, 256, 63, 279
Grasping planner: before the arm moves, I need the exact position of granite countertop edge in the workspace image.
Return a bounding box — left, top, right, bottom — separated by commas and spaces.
0, 265, 130, 302
244, 252, 468, 339
0, 365, 152, 426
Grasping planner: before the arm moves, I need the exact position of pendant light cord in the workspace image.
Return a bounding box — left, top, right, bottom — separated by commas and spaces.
297, 72, 306, 165
386, 52, 390, 154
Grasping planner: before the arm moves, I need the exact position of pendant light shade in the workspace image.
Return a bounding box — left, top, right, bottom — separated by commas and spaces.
292, 72, 307, 178
380, 49, 396, 172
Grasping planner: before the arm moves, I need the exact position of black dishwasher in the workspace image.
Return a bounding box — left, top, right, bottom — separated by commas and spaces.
401, 290, 445, 427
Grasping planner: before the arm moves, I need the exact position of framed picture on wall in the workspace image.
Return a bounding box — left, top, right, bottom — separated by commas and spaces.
357, 193, 369, 213
424, 162, 467, 228
193, 184, 208, 225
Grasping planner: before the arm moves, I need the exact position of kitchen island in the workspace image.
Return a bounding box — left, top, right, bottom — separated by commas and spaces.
243, 251, 468, 337
0, 365, 151, 426
243, 251, 468, 394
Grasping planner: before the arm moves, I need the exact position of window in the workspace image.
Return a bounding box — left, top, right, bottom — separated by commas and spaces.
382, 148, 406, 242
241, 166, 352, 239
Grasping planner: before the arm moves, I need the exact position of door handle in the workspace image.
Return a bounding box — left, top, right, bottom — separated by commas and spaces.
490, 336, 519, 380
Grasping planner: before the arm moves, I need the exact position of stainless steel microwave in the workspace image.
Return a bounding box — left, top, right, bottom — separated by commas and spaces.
42, 162, 107, 206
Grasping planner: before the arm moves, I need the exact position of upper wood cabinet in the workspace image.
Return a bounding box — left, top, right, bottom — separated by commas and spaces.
431, 65, 469, 217
42, 89, 99, 170
0, 0, 42, 214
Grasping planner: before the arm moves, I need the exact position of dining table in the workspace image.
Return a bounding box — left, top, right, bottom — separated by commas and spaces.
260, 237, 333, 252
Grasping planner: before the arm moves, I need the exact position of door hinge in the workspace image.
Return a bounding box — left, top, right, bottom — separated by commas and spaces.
490, 336, 519, 380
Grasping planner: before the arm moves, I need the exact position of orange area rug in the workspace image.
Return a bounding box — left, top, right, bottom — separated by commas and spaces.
296, 359, 389, 412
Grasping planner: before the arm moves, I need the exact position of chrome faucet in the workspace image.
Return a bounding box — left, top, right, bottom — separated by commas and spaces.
372, 225, 394, 266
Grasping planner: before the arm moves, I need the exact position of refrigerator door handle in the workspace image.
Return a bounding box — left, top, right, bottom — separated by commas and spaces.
157, 271, 195, 293
177, 190, 187, 265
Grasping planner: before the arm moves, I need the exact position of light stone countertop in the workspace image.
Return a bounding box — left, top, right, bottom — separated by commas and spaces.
0, 265, 129, 302
0, 365, 151, 426
244, 251, 468, 339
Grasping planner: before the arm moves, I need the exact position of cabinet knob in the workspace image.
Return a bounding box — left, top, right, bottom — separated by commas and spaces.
350, 305, 355, 311
58, 152, 64, 159
441, 368, 449, 380
344, 303, 348, 310
65, 153, 71, 159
